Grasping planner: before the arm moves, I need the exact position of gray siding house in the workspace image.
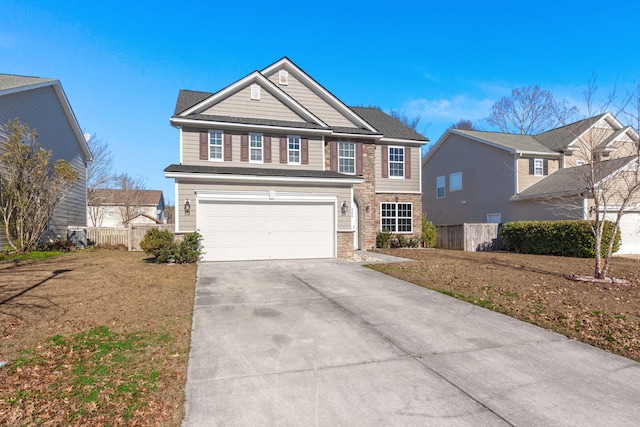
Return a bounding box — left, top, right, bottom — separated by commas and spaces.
165, 57, 428, 261
422, 113, 640, 253
0, 74, 91, 246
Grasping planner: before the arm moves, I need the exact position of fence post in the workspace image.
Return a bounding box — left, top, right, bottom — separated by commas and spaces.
128, 223, 132, 251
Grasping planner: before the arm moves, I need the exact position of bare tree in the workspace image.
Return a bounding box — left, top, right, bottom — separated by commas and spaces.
0, 119, 79, 252
451, 119, 475, 130
86, 134, 115, 227
545, 81, 640, 279
486, 85, 577, 135
113, 174, 147, 226
389, 109, 421, 131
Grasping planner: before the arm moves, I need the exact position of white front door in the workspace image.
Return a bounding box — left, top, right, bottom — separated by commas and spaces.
352, 199, 359, 250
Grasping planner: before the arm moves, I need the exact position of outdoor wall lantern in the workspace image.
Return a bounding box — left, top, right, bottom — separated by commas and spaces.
184, 199, 191, 216
341, 201, 348, 215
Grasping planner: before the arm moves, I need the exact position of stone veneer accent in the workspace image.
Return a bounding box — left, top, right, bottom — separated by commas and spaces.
325, 140, 423, 253
337, 231, 354, 258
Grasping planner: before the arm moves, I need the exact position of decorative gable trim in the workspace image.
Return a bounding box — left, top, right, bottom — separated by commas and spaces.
179, 71, 328, 128
261, 57, 378, 133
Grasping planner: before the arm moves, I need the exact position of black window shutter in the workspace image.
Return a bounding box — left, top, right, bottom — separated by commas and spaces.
529, 158, 534, 175
543, 159, 549, 175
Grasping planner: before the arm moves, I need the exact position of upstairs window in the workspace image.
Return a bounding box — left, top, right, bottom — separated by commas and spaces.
209, 131, 223, 161
436, 175, 445, 198
449, 172, 462, 191
288, 136, 300, 164
534, 158, 544, 176
381, 202, 413, 233
250, 133, 263, 162
389, 146, 404, 178
338, 142, 355, 174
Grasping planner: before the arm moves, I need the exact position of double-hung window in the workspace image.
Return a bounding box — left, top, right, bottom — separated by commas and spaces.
436, 175, 445, 198
389, 146, 404, 178
288, 136, 300, 164
209, 131, 223, 161
338, 142, 355, 174
381, 202, 413, 233
250, 133, 263, 162
534, 158, 544, 176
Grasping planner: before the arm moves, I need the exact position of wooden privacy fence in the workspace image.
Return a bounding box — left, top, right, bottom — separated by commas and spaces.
75, 224, 174, 251
436, 223, 502, 252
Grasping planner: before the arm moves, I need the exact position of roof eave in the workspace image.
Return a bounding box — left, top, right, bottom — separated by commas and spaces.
164, 171, 363, 185
170, 117, 333, 135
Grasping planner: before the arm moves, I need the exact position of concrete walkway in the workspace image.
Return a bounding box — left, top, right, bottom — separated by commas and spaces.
183, 258, 640, 426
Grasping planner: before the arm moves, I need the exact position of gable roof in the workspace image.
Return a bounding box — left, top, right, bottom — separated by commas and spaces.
511, 155, 637, 201
174, 90, 213, 116
90, 189, 164, 206
350, 107, 428, 142
533, 113, 609, 152
0, 73, 92, 162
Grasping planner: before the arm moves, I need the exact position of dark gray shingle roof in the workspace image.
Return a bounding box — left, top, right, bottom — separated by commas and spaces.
350, 107, 428, 142
0, 74, 55, 92
174, 90, 214, 116
164, 164, 359, 180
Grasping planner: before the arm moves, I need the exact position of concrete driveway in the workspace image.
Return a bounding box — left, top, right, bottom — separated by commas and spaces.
183, 256, 640, 426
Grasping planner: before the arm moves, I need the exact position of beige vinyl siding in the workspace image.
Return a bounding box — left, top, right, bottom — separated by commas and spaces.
517, 157, 560, 193
422, 134, 515, 225
0, 85, 88, 245
203, 85, 305, 122
375, 144, 421, 193
175, 180, 352, 231
181, 128, 324, 170
265, 70, 358, 128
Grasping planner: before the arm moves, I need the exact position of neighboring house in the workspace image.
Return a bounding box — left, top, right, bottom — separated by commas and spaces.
0, 73, 91, 246
87, 189, 165, 227
165, 57, 428, 261
422, 113, 640, 253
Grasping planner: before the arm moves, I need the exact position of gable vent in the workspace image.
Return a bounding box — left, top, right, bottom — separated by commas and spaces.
250, 84, 261, 100
278, 70, 289, 86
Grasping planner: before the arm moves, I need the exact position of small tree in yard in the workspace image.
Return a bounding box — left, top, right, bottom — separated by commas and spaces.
113, 173, 147, 226
0, 119, 79, 252
546, 81, 640, 279
86, 133, 115, 227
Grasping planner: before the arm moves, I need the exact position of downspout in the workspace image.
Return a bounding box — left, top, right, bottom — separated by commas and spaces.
514, 153, 520, 195
582, 194, 589, 220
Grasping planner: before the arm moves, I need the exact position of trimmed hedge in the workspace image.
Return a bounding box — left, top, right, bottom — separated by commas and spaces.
499, 220, 621, 258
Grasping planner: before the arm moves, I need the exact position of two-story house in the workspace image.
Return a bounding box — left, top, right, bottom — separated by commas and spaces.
87, 189, 165, 227
165, 57, 428, 261
422, 113, 640, 253
0, 74, 91, 247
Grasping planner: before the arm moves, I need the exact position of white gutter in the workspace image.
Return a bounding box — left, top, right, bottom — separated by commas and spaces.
164, 171, 363, 185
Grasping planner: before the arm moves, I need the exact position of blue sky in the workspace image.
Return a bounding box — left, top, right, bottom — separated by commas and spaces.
3, 0, 639, 203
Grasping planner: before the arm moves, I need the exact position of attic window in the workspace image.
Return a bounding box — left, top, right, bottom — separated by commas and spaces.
278, 70, 289, 85
250, 84, 261, 100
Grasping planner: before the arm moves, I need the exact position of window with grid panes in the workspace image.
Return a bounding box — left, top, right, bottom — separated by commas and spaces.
338, 142, 355, 174
250, 134, 263, 162
381, 202, 412, 233
209, 131, 223, 160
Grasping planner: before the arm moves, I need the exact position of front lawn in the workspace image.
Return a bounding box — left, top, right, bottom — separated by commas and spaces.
370, 249, 640, 362
0, 250, 196, 425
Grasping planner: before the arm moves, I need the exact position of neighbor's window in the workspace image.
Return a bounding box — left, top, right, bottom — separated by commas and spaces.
209, 131, 223, 161
436, 175, 445, 198
288, 136, 300, 164
250, 133, 263, 162
449, 171, 462, 191
576, 160, 585, 166
338, 142, 355, 174
534, 158, 544, 176
487, 213, 501, 223
381, 202, 413, 233
389, 146, 404, 178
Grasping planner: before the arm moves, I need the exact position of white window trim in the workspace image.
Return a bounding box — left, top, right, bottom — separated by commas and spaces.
380, 202, 413, 234
534, 158, 544, 176
436, 175, 445, 199
288, 135, 301, 165
249, 133, 263, 163
388, 146, 405, 179
449, 171, 462, 192
338, 141, 356, 175
208, 130, 224, 162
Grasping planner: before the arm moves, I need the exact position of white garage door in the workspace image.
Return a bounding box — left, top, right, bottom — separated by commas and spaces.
198, 199, 335, 261
616, 213, 640, 254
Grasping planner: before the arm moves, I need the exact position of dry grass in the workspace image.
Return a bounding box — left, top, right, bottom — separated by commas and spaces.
371, 248, 640, 362
0, 249, 196, 425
